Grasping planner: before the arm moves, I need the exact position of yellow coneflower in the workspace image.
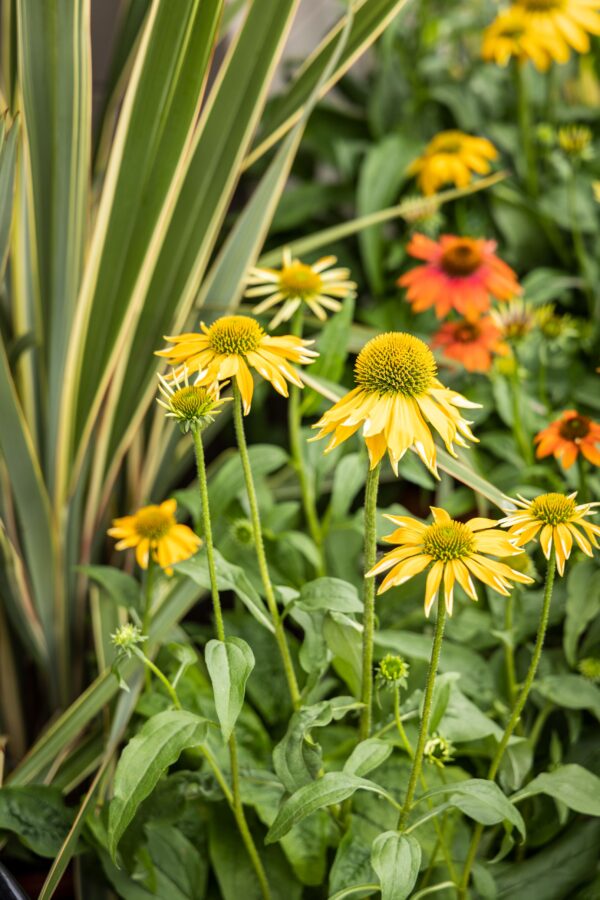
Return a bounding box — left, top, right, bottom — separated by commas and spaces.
368, 508, 533, 615
245, 248, 356, 329
513, 0, 600, 58
500, 492, 600, 574
310, 332, 479, 477
482, 6, 568, 69
558, 124, 593, 159
108, 499, 201, 575
156, 315, 318, 414
156, 370, 230, 433
407, 131, 498, 196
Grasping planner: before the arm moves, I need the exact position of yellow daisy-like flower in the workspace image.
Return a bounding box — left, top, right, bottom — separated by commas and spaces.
246, 248, 356, 329
500, 492, 600, 575
156, 315, 318, 414
310, 332, 479, 477
482, 6, 567, 69
156, 369, 230, 433
513, 0, 600, 57
108, 499, 201, 575
368, 508, 534, 616
407, 131, 498, 196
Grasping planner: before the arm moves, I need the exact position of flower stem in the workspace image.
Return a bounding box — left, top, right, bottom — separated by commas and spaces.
288, 310, 326, 576
397, 602, 446, 831
504, 591, 518, 707
577, 452, 589, 505
458, 552, 556, 896
132, 646, 181, 709
508, 370, 533, 465
192, 424, 271, 900
359, 462, 381, 741
232, 384, 301, 709
142, 557, 156, 690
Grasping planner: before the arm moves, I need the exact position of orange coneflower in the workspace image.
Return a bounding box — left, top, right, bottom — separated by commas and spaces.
432, 317, 509, 372
398, 233, 521, 319
535, 410, 600, 469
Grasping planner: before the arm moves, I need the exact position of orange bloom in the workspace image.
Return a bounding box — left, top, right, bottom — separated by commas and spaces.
432, 317, 509, 372
535, 410, 600, 469
398, 233, 521, 319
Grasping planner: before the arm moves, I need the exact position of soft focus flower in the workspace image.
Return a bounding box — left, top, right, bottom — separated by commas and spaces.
534, 304, 578, 344
377, 654, 410, 689
578, 657, 600, 682
558, 124, 594, 159
156, 315, 318, 414
424, 735, 455, 768
407, 131, 498, 196
492, 299, 536, 343
156, 370, 229, 433
535, 410, 600, 468
501, 492, 600, 575
369, 508, 533, 615
310, 333, 479, 477
399, 234, 520, 319
513, 0, 600, 58
108, 499, 201, 574
111, 623, 147, 654
399, 195, 444, 235
433, 317, 509, 372
246, 248, 356, 329
482, 6, 564, 70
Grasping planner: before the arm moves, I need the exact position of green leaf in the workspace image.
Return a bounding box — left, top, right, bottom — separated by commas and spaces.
207, 445, 289, 514
512, 764, 600, 817
273, 696, 361, 793
108, 709, 208, 857
323, 611, 363, 697
343, 739, 393, 778
0, 114, 19, 280
328, 453, 366, 521
534, 674, 600, 720
328, 887, 380, 900
299, 577, 363, 614
417, 779, 525, 839
564, 561, 600, 666
177, 550, 274, 633
78, 564, 141, 611
301, 296, 356, 416
371, 831, 421, 900
205, 636, 255, 742
144, 823, 209, 899
0, 786, 72, 857
266, 772, 398, 843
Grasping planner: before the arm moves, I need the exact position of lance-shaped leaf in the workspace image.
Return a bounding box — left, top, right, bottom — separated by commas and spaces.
108, 709, 209, 858
205, 637, 255, 742
371, 832, 421, 900
417, 779, 525, 839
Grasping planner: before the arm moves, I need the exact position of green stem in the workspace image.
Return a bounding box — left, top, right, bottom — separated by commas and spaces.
288, 310, 326, 576
504, 591, 518, 707
141, 556, 155, 636
232, 384, 301, 709
131, 647, 181, 709
459, 553, 556, 896
568, 169, 595, 316
191, 425, 271, 900
397, 602, 446, 831
508, 371, 533, 465
577, 453, 589, 505
359, 462, 381, 741
514, 60, 537, 197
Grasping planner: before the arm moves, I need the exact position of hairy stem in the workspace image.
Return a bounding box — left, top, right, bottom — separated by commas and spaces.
359, 462, 381, 741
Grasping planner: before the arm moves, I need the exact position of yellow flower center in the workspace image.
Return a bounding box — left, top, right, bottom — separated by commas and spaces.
422, 521, 475, 561
517, 0, 562, 9
559, 415, 590, 441
279, 262, 322, 298
530, 493, 576, 525
169, 385, 216, 421
207, 316, 263, 355
354, 333, 437, 397
441, 239, 483, 277
135, 506, 174, 541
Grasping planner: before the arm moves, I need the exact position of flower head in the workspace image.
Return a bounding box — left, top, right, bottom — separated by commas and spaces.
482, 6, 568, 69
492, 299, 536, 343
535, 410, 600, 469
500, 492, 600, 574
156, 369, 229, 433
578, 657, 600, 682
399, 234, 521, 319
311, 332, 480, 477
424, 735, 455, 768
108, 499, 201, 575
246, 248, 356, 329
513, 0, 600, 59
407, 131, 498, 196
399, 195, 444, 234
534, 304, 578, 344
368, 508, 533, 615
111, 623, 147, 655
156, 315, 318, 414
433, 316, 509, 372
558, 124, 594, 159
377, 654, 410, 689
